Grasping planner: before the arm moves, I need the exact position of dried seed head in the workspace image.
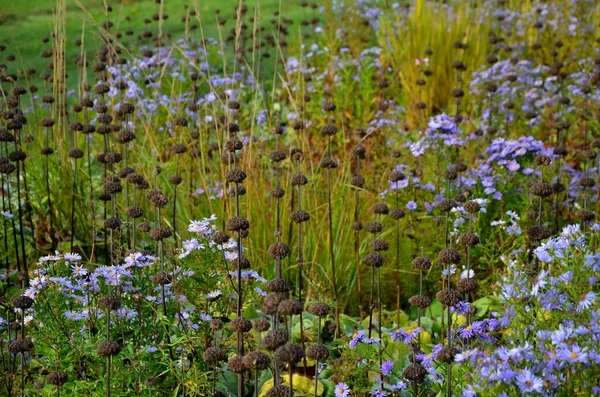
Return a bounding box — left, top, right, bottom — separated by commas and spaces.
438, 249, 461, 264
168, 175, 183, 185
576, 209, 595, 222
308, 302, 330, 317
47, 371, 68, 386
530, 182, 553, 198
352, 144, 366, 159
408, 295, 431, 308
439, 199, 456, 212
351, 221, 363, 231
443, 169, 458, 181
269, 149, 287, 162
527, 225, 551, 241
98, 294, 121, 310
351, 175, 365, 188
152, 272, 172, 285
290, 210, 310, 223
436, 288, 461, 306
212, 231, 230, 244
267, 242, 290, 260
225, 139, 243, 152
97, 340, 122, 357
363, 252, 384, 267
278, 299, 303, 316
261, 293, 284, 315
243, 351, 271, 370
458, 232, 480, 246
210, 319, 224, 331
252, 318, 271, 332
126, 206, 144, 218
403, 364, 427, 383
370, 238, 389, 251
372, 203, 389, 215
227, 355, 246, 373
291, 174, 308, 186
322, 101, 336, 112
365, 221, 383, 234
274, 343, 305, 364
150, 193, 169, 208
579, 176, 595, 188
149, 226, 172, 241
226, 169, 247, 183
456, 278, 479, 294
227, 216, 250, 231
8, 337, 34, 353
11, 295, 34, 309
437, 346, 458, 363
320, 156, 338, 169
390, 208, 406, 220
229, 317, 253, 333
534, 154, 552, 166
263, 328, 289, 351
104, 217, 122, 230
463, 201, 481, 213
203, 347, 227, 364
266, 386, 292, 397
271, 188, 285, 198
321, 124, 338, 136
306, 344, 329, 360
389, 171, 405, 182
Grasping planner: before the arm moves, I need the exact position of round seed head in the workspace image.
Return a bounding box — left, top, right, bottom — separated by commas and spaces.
125, 206, 144, 218
579, 176, 595, 188
351, 221, 363, 231
47, 371, 68, 386
365, 221, 383, 234
261, 293, 284, 315
278, 299, 303, 316
308, 302, 330, 317
266, 386, 291, 397
352, 144, 366, 159
438, 249, 460, 264
226, 216, 250, 231
98, 294, 121, 310
534, 154, 552, 166
403, 364, 427, 383
456, 278, 479, 294
390, 208, 406, 220
443, 169, 458, 181
229, 316, 253, 333
97, 340, 122, 357
210, 319, 224, 331
269, 149, 287, 162
463, 201, 481, 213
104, 217, 122, 230
290, 210, 310, 223
412, 256, 431, 270
152, 272, 172, 285
252, 318, 271, 332
8, 337, 34, 353
436, 288, 461, 306
271, 188, 285, 198
226, 169, 247, 183
268, 242, 290, 259
12, 295, 34, 309
274, 343, 305, 364
527, 225, 552, 241
243, 351, 271, 370
363, 252, 384, 267
530, 182, 553, 198
350, 175, 365, 188
306, 344, 329, 360
266, 278, 290, 293
212, 231, 230, 244
320, 156, 338, 169
372, 203, 389, 215
291, 174, 308, 186
149, 226, 172, 241
439, 199, 456, 212
408, 295, 431, 308
370, 238, 389, 251
263, 328, 289, 351
576, 209, 595, 222
437, 346, 458, 363
321, 124, 338, 136
458, 232, 480, 246
227, 355, 246, 373
203, 347, 227, 364
389, 171, 405, 182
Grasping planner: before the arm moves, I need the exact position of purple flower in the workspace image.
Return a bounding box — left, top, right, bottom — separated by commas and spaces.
515, 369, 543, 393
381, 360, 394, 376
334, 382, 351, 397
406, 201, 417, 211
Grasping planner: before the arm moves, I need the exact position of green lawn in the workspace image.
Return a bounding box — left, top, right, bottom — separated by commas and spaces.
0, 0, 310, 86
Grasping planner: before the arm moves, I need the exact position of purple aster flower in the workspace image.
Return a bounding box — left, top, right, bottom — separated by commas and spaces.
515, 369, 543, 393
334, 382, 351, 397
381, 360, 394, 376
